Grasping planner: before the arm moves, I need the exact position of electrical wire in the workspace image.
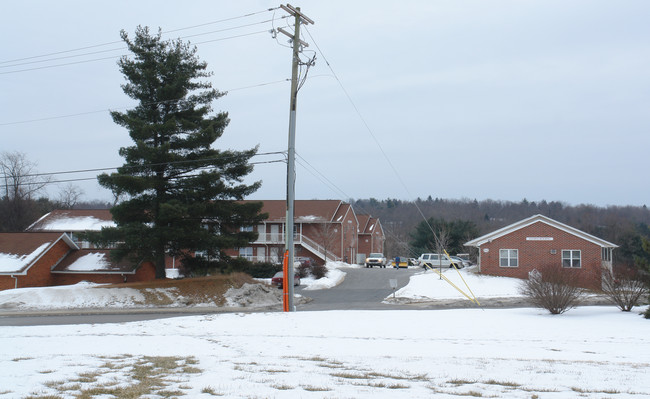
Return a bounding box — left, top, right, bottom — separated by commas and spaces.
303, 27, 443, 245
0, 7, 280, 65
0, 28, 273, 75
303, 27, 480, 305
7, 151, 286, 179
3, 155, 287, 188
0, 78, 291, 127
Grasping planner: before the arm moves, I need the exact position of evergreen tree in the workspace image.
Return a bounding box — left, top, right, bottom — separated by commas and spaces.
92, 27, 266, 278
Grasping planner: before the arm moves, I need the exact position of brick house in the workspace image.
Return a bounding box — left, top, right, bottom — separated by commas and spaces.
0, 232, 155, 290
357, 214, 385, 258
464, 214, 617, 290
230, 200, 385, 265
28, 209, 182, 279
26, 209, 115, 248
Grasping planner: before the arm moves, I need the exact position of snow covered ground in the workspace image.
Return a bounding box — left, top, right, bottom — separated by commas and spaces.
0, 264, 649, 398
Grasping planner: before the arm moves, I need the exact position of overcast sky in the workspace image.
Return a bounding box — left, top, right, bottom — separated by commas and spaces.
2, 1, 649, 207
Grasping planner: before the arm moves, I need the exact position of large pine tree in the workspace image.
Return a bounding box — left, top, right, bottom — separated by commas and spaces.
94, 26, 266, 278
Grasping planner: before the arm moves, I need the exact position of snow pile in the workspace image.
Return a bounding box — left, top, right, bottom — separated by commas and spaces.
0, 282, 146, 310
300, 261, 349, 291
224, 283, 282, 307
394, 266, 523, 301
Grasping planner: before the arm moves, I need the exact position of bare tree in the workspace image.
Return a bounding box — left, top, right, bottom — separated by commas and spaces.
58, 183, 84, 209
0, 152, 53, 231
0, 151, 50, 201
313, 222, 338, 263
601, 267, 648, 312
519, 265, 585, 314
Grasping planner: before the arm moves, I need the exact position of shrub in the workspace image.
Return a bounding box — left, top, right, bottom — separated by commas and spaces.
601, 266, 648, 312
311, 263, 328, 279
239, 261, 281, 278
182, 256, 280, 278
519, 265, 585, 314
297, 263, 311, 278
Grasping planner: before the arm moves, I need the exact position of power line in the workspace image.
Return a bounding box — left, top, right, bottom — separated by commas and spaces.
303, 27, 449, 255
9, 151, 285, 178
2, 151, 287, 188
0, 27, 274, 75
0, 7, 280, 65
0, 78, 290, 126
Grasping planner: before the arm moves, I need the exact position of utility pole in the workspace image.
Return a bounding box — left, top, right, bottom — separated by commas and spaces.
278, 4, 314, 312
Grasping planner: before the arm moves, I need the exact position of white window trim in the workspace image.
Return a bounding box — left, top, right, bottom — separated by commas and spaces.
562, 250, 581, 268
239, 247, 253, 260
499, 249, 518, 268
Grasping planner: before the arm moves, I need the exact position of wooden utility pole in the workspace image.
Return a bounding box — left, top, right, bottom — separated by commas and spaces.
278, 4, 314, 312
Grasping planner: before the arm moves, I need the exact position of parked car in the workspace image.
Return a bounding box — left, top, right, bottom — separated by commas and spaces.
448, 256, 469, 268
271, 271, 301, 288
295, 256, 313, 267
417, 253, 464, 269
365, 253, 387, 268
391, 256, 409, 268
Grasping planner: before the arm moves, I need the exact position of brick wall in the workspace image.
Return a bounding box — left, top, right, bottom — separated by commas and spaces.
1, 259, 157, 291
0, 239, 71, 290
478, 221, 603, 290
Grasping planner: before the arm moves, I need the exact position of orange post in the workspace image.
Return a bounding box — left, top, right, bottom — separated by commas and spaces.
282, 250, 289, 312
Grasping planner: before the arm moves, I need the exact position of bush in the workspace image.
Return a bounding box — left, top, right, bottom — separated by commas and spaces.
311, 263, 328, 279
297, 263, 311, 278
519, 265, 585, 314
182, 256, 280, 278
601, 267, 648, 312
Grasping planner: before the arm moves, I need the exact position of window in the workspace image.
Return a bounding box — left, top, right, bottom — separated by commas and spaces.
499, 249, 518, 267
602, 247, 612, 262
562, 250, 581, 268
240, 226, 253, 232
239, 247, 253, 260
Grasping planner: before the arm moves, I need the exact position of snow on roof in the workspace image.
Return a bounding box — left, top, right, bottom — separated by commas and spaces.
0, 242, 51, 273
38, 216, 115, 232
296, 215, 321, 222
65, 252, 113, 271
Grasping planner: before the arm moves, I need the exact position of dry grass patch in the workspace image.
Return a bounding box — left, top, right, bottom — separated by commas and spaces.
331, 371, 368, 380
302, 385, 332, 392
201, 386, 224, 396
483, 379, 521, 388
12, 356, 34, 362
271, 384, 295, 390
448, 378, 477, 386
31, 355, 202, 399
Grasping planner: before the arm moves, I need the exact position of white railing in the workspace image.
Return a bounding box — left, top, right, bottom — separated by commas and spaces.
253, 233, 340, 262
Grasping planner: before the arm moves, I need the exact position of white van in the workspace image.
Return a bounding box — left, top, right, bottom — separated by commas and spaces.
417, 253, 463, 269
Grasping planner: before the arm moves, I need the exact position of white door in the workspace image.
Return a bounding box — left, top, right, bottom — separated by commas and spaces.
271, 225, 280, 243
256, 247, 265, 262
270, 247, 280, 263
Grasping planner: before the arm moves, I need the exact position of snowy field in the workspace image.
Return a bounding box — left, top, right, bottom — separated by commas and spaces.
0, 265, 649, 398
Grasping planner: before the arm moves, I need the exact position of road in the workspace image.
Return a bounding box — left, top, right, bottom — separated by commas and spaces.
0, 267, 421, 326
296, 266, 418, 310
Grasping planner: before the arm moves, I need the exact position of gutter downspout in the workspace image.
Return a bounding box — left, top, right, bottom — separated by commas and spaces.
11, 275, 18, 289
